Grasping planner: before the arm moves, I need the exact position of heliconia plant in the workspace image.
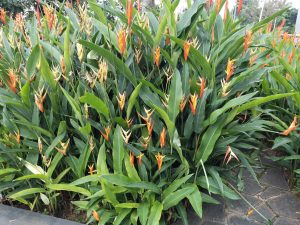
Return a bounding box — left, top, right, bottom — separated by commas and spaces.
0, 0, 295, 224
258, 20, 300, 190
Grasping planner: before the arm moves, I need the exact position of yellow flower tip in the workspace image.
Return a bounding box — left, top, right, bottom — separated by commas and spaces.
88, 164, 96, 175
121, 128, 132, 144
117, 92, 126, 111
223, 146, 239, 165
179, 96, 187, 112
147, 119, 154, 136
55, 139, 70, 156
136, 152, 144, 165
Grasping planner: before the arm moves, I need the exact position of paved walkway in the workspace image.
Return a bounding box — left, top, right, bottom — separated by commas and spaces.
176, 157, 300, 225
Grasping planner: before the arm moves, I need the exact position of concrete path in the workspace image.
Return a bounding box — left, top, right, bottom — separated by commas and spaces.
175, 158, 300, 225
0, 204, 82, 225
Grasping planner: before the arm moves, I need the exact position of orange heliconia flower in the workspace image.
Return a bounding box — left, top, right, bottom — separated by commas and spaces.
138, 107, 154, 123
249, 54, 258, 67
137, 152, 144, 165
159, 127, 166, 148
183, 41, 191, 61
288, 49, 295, 64
154, 47, 161, 67
55, 139, 70, 156
243, 30, 252, 53
117, 92, 126, 111
266, 22, 272, 33
7, 69, 18, 93
278, 19, 285, 31
121, 128, 131, 144
198, 77, 206, 99
224, 0, 229, 22
92, 210, 100, 222
35, 88, 47, 113
179, 96, 188, 112
140, 136, 151, 149
237, 0, 243, 14
282, 116, 298, 136
130, 151, 135, 166
283, 32, 290, 44
147, 119, 154, 136
101, 126, 111, 141
0, 8, 6, 24
14, 130, 21, 144
127, 0, 133, 27
88, 164, 96, 175
225, 58, 235, 82
223, 146, 239, 165
189, 93, 198, 115
117, 29, 126, 55
43, 6, 54, 30
155, 152, 165, 171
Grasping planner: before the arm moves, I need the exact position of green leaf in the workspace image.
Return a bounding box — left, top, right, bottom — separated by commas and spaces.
147, 201, 163, 225
186, 184, 202, 218
9, 188, 46, 199
46, 184, 91, 196
113, 125, 124, 174
39, 50, 57, 89
168, 69, 182, 123
127, 82, 143, 119
116, 203, 140, 208
71, 174, 101, 185
114, 208, 131, 225
162, 187, 194, 210
79, 93, 109, 119
26, 44, 40, 77
20, 81, 31, 107
0, 168, 19, 178
64, 18, 72, 77
137, 202, 150, 225
162, 174, 193, 198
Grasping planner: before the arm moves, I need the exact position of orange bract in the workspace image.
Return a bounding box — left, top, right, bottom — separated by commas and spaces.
154, 47, 161, 67
101, 126, 111, 141
117, 29, 126, 55
137, 152, 144, 165
8, 69, 18, 93
127, 0, 133, 27
130, 151, 135, 166
0, 8, 6, 25
223, 146, 239, 165
183, 41, 191, 61
189, 93, 198, 115
159, 127, 166, 148
238, 0, 243, 14
282, 116, 298, 136
225, 58, 235, 82
155, 152, 165, 171
35, 88, 47, 113
92, 210, 100, 222
243, 30, 252, 53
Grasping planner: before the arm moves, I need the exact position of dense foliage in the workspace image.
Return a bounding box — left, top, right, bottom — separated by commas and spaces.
0, 0, 297, 224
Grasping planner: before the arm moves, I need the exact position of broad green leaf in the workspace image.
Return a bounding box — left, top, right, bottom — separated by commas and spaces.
168, 69, 182, 123
127, 82, 143, 119
114, 208, 131, 225
162, 187, 194, 210
46, 184, 91, 196
186, 184, 202, 218
64, 18, 72, 77
79, 93, 109, 119
113, 125, 124, 174
137, 202, 150, 225
162, 174, 193, 198
26, 44, 40, 77
0, 168, 19, 178
116, 203, 140, 208
9, 188, 46, 199
147, 201, 163, 225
